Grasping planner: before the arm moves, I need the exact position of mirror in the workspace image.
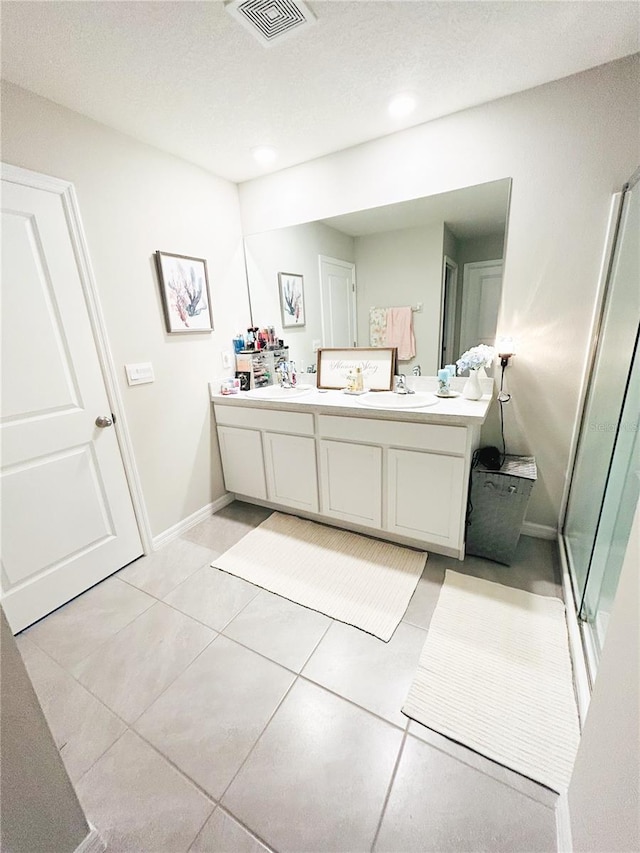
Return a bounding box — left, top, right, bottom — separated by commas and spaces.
243, 178, 511, 375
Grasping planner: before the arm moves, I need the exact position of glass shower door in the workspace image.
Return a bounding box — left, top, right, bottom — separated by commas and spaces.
563, 171, 639, 670
581, 345, 639, 654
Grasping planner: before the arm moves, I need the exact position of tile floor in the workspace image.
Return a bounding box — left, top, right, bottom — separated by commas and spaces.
18, 502, 562, 853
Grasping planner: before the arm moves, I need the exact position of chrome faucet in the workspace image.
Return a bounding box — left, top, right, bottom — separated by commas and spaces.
277, 363, 292, 388
277, 361, 297, 389
395, 374, 414, 394
412, 365, 421, 376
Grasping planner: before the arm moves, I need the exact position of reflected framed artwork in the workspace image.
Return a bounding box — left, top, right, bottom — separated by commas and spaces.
278, 272, 305, 327
155, 251, 214, 333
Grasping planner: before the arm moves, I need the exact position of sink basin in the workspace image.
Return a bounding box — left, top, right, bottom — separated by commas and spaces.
244, 384, 314, 401
356, 391, 439, 410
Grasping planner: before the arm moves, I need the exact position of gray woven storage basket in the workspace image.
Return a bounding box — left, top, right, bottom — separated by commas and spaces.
465, 455, 537, 565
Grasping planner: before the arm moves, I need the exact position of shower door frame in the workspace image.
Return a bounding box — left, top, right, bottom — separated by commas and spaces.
559, 169, 640, 704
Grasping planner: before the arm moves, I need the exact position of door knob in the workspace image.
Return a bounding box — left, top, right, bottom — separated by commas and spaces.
95, 415, 113, 428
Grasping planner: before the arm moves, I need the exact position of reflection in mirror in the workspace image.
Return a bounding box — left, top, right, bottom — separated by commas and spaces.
243, 178, 511, 375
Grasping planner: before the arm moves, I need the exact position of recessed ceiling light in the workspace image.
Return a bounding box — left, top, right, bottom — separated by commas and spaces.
388, 94, 416, 119
251, 145, 277, 166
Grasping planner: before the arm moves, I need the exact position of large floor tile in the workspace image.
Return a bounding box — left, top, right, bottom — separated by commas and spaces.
223, 679, 403, 853
73, 602, 214, 723
456, 536, 562, 598
402, 560, 446, 630
303, 620, 426, 726
183, 502, 273, 555
224, 590, 331, 672
76, 730, 213, 853
21, 576, 153, 670
164, 566, 260, 631
406, 719, 559, 808
16, 635, 126, 782
403, 538, 561, 634
135, 635, 294, 799
374, 734, 557, 853
190, 808, 271, 853
118, 538, 215, 599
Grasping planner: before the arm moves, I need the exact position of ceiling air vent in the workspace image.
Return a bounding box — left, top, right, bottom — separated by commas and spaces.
225, 0, 316, 47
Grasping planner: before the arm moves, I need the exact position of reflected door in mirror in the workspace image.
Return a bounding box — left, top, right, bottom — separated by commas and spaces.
319, 256, 357, 347
459, 260, 503, 354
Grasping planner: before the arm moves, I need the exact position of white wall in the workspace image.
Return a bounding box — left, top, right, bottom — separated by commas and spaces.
244, 220, 355, 370
1, 81, 250, 538
354, 223, 444, 372
239, 56, 640, 528
567, 500, 639, 852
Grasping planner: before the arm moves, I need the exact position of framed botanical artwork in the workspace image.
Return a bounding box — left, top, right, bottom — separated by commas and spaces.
316, 347, 397, 390
155, 251, 214, 333
278, 272, 305, 327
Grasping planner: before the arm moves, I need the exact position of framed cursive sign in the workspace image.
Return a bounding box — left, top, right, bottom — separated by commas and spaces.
316, 347, 397, 390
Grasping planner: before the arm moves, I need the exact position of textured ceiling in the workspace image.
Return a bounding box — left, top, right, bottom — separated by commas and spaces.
1, 1, 638, 183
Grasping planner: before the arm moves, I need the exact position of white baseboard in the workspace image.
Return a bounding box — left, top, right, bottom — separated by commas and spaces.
152, 493, 235, 550
555, 792, 573, 853
521, 521, 557, 540
75, 825, 106, 853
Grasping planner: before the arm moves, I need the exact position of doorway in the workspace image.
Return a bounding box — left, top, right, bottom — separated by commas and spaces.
1, 164, 144, 632
440, 255, 458, 368
458, 259, 503, 355
318, 256, 357, 347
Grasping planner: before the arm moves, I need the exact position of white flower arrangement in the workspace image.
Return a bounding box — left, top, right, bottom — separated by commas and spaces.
456, 344, 496, 373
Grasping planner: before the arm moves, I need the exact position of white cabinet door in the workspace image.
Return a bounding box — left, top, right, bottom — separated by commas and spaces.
217, 426, 266, 499
319, 439, 382, 527
387, 449, 465, 548
263, 432, 318, 512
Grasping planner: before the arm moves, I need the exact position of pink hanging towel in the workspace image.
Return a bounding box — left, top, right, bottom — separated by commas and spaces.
385, 306, 416, 361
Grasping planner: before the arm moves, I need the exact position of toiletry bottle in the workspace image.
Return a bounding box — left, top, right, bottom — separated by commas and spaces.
346, 368, 356, 392
355, 366, 364, 392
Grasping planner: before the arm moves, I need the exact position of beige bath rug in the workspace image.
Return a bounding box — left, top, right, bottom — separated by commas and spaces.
402, 570, 580, 792
212, 512, 427, 641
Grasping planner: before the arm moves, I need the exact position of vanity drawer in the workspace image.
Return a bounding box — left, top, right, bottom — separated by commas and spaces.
214, 404, 314, 436
318, 414, 466, 455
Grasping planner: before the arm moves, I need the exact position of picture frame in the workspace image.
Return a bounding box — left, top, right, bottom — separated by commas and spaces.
278, 272, 305, 328
316, 347, 397, 390
155, 251, 213, 333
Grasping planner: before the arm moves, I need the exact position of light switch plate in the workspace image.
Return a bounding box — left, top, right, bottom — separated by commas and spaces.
125, 362, 154, 385
221, 350, 232, 369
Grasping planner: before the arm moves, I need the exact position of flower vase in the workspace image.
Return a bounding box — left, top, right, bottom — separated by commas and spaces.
462, 368, 483, 400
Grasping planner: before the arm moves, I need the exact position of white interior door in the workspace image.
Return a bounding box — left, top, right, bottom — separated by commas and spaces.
318, 256, 357, 347
459, 259, 503, 354
1, 167, 143, 633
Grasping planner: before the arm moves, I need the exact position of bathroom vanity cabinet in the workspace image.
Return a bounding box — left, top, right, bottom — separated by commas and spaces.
216, 407, 318, 511
212, 384, 491, 559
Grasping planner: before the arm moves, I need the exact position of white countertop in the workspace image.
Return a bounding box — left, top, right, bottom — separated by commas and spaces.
210, 377, 494, 426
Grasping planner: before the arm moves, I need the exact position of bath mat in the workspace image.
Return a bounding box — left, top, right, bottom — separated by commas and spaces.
212, 512, 427, 641
402, 570, 580, 792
